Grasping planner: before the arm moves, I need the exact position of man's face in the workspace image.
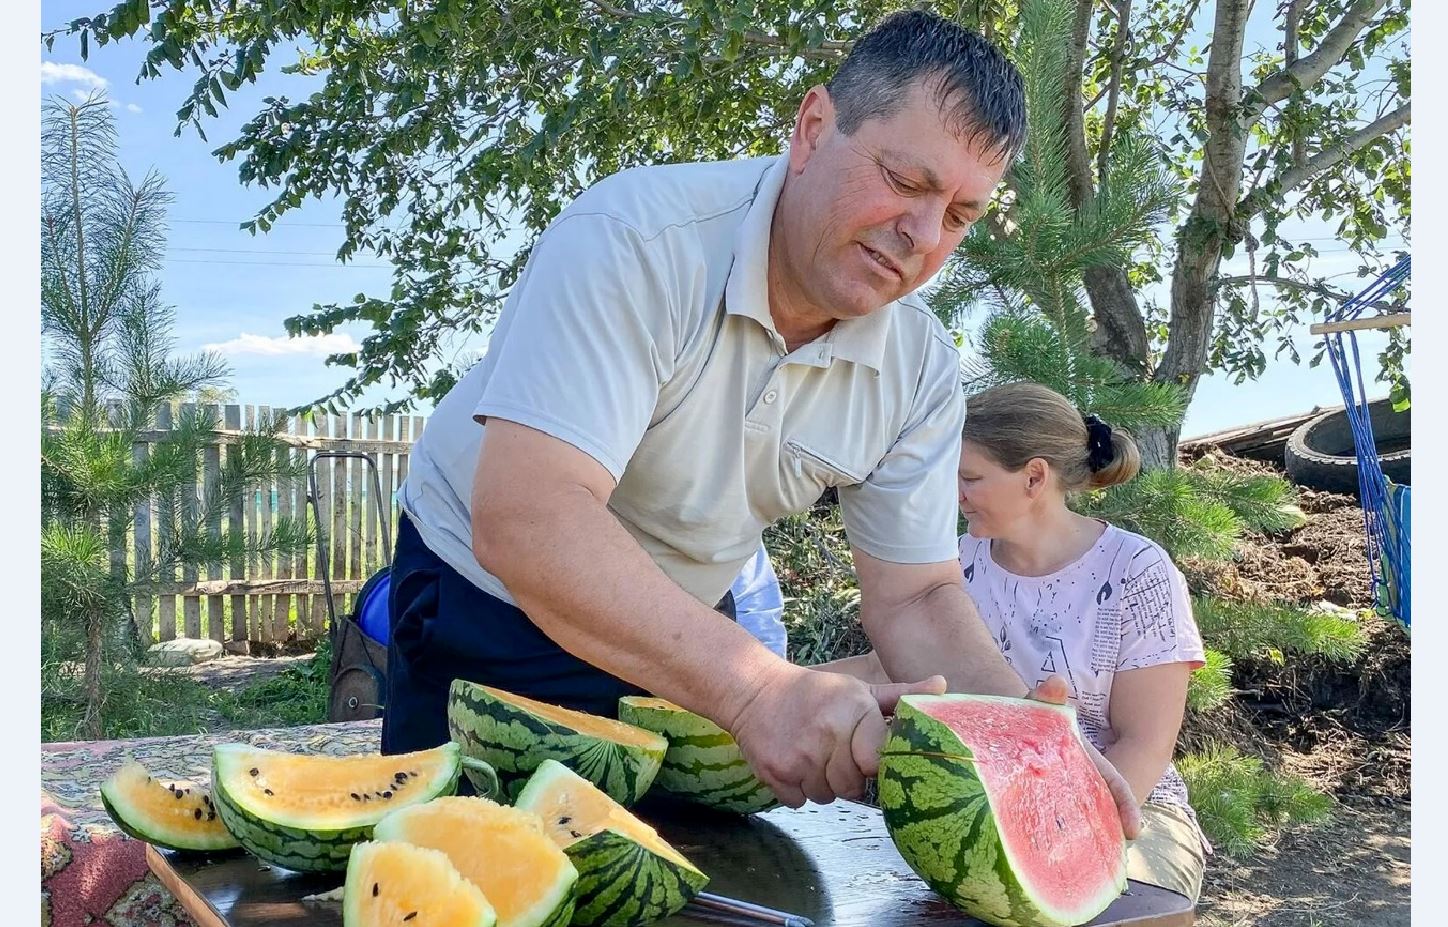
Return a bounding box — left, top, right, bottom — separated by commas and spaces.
774, 77, 1011, 323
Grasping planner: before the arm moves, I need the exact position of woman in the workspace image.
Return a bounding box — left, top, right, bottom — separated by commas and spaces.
954, 381, 1209, 902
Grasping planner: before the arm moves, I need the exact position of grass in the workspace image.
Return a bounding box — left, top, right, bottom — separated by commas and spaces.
1187, 649, 1236, 712
41, 635, 333, 742
1194, 597, 1367, 665
213, 637, 333, 729
1178, 745, 1334, 857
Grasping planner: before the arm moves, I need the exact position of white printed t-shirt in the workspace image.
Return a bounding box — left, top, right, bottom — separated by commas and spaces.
958, 523, 1208, 842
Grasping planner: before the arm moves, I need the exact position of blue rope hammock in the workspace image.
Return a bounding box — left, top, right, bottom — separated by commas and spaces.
1319, 255, 1411, 630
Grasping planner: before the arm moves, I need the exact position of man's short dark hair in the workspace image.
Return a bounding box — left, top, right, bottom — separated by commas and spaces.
827, 10, 1026, 163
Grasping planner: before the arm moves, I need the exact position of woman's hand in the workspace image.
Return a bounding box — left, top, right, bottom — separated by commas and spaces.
1029, 676, 1142, 840
1101, 662, 1193, 807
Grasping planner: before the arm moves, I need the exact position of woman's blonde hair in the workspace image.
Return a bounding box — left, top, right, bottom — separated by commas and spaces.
961, 382, 1141, 491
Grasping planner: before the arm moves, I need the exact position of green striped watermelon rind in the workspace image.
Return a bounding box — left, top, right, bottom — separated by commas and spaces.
877, 695, 1126, 927
209, 743, 463, 873
616, 698, 778, 814
515, 760, 709, 927
447, 680, 666, 807
565, 830, 709, 927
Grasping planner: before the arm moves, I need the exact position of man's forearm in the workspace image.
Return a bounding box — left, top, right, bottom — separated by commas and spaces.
816, 651, 891, 685
865, 582, 1027, 697
474, 483, 785, 732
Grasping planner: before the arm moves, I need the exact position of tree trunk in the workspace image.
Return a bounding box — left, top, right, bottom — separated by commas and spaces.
1084, 264, 1151, 374
82, 605, 105, 740
1149, 0, 1254, 466
1135, 425, 1177, 471
1062, 1, 1153, 379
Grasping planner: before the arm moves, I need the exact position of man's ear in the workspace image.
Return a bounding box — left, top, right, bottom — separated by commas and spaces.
787, 85, 834, 173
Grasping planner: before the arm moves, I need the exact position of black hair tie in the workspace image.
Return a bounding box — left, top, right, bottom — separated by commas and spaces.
1083, 414, 1115, 472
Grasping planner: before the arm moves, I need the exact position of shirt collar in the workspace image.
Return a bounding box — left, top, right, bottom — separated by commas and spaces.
723, 155, 893, 372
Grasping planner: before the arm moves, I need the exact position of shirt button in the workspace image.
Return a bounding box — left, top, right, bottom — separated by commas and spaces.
763, 390, 778, 404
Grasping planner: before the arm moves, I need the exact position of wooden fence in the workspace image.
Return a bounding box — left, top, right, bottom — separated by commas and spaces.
118, 403, 426, 649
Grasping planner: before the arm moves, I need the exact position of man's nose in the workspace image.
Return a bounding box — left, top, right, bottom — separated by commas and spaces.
897, 202, 946, 255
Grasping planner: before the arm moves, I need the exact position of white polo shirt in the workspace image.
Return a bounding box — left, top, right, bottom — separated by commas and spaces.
398, 154, 966, 608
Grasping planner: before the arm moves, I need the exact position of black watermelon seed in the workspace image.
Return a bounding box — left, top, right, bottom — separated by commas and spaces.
174, 791, 184, 800
249, 768, 259, 777
193, 809, 203, 820
382, 791, 393, 799
559, 816, 572, 825
395, 771, 407, 780
207, 811, 216, 821
372, 882, 379, 898
351, 792, 361, 800
264, 788, 274, 796
404, 913, 417, 922
569, 829, 584, 839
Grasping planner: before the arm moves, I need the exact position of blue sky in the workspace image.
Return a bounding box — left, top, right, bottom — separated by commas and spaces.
39, 1, 1407, 437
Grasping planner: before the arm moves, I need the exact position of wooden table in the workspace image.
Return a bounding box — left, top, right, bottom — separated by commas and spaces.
148, 797, 1194, 926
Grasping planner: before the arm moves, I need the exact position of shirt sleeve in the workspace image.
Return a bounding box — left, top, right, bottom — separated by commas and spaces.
472, 212, 677, 481
838, 346, 965, 564
1117, 545, 1206, 672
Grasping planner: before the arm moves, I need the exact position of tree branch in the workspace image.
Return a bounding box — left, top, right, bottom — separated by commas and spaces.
1213, 273, 1401, 312
1284, 0, 1306, 168
1251, 0, 1386, 115
1064, 0, 1097, 210
1240, 101, 1409, 217
1144, 0, 1204, 69
1097, 0, 1134, 186
585, 0, 850, 61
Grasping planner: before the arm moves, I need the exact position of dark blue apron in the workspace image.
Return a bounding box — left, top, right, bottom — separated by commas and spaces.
380, 513, 736, 756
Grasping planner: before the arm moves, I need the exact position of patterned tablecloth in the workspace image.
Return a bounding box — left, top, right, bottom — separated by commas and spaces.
41, 719, 382, 927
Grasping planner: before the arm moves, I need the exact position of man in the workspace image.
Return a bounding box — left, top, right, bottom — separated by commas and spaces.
385, 10, 1138, 832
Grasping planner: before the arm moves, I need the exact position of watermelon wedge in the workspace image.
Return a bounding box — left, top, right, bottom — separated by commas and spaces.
877, 694, 1127, 927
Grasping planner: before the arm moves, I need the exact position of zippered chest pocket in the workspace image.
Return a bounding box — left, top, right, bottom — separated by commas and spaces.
783, 439, 869, 487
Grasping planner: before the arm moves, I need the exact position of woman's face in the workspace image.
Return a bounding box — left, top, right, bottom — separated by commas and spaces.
957, 440, 1037, 538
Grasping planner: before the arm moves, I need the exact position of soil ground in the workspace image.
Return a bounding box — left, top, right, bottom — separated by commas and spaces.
1180, 454, 1410, 926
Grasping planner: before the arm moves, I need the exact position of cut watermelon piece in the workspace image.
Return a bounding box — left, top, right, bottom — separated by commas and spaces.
448, 681, 666, 806
343, 840, 496, 927
99, 760, 240, 853
515, 759, 708, 926
210, 742, 469, 872
617, 696, 777, 814
374, 796, 578, 927
878, 694, 1126, 927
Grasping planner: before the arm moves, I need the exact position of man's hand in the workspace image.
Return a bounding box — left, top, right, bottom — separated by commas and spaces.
728, 665, 946, 808
1029, 676, 1142, 840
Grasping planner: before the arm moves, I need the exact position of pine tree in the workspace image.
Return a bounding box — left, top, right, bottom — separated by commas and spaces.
41, 93, 310, 739
930, 0, 1308, 565
924, 0, 1366, 853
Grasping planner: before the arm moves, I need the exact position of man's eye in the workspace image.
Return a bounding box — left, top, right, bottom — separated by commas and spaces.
945, 213, 968, 231
885, 169, 917, 194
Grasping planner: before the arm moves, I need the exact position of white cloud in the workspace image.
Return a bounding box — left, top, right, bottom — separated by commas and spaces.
126, 103, 143, 114
203, 332, 363, 358
41, 61, 108, 90
70, 89, 92, 103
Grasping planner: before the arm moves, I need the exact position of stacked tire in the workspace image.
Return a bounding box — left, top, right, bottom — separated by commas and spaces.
1284, 397, 1410, 495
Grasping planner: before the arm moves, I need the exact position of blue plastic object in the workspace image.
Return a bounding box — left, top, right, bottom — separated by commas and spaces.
356, 568, 393, 645
1318, 255, 1411, 630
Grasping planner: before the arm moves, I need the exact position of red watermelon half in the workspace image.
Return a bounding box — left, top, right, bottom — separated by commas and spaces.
877, 694, 1127, 927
